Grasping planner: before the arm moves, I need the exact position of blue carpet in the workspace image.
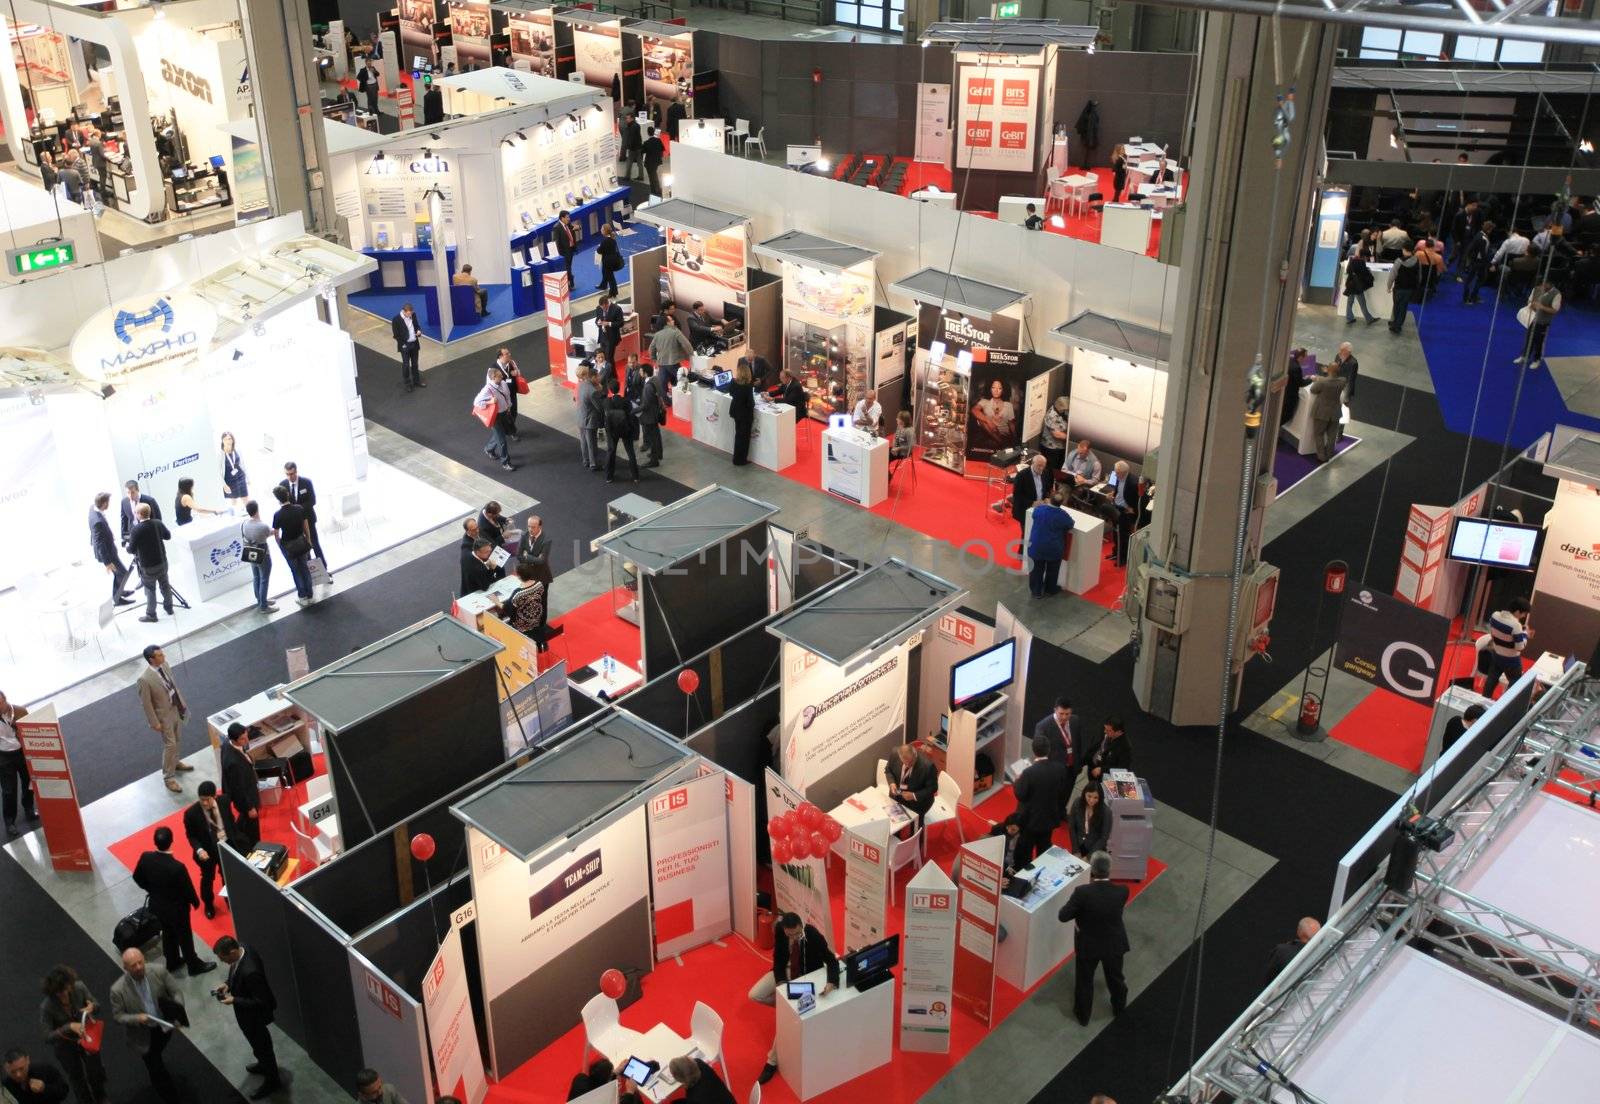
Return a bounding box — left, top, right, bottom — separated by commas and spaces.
1412, 288, 1600, 449
346, 223, 663, 343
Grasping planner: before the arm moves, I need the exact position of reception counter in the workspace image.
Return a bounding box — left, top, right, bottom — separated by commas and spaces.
996, 846, 1089, 990
170, 513, 255, 602
1022, 505, 1105, 595
689, 382, 796, 471
775, 966, 893, 1101
820, 427, 889, 507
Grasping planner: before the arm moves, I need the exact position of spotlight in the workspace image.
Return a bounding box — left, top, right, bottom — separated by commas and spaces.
542, 121, 554, 132
100, 384, 116, 399
429, 131, 442, 140
1049, 214, 1065, 229
1583, 139, 1595, 154
814, 157, 830, 172
1389, 133, 1398, 149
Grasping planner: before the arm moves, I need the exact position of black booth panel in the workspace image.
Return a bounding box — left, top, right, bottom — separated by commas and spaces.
488, 899, 654, 1073
219, 846, 306, 1042
293, 833, 400, 938
353, 876, 474, 999
639, 528, 769, 678
686, 686, 780, 788
285, 899, 362, 1079
329, 660, 502, 849
793, 541, 860, 599
1334, 677, 1535, 908
625, 615, 783, 739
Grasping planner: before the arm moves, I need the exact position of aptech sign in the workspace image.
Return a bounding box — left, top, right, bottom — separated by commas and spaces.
70, 292, 218, 383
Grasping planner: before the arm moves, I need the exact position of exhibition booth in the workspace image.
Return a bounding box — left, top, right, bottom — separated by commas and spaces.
1050, 309, 1169, 474
892, 267, 1061, 478
631, 197, 780, 376
0, 214, 467, 701
629, 21, 696, 123
0, 0, 259, 226
0, 171, 102, 284
753, 231, 912, 432
557, 12, 628, 102
499, 3, 557, 77
329, 69, 628, 333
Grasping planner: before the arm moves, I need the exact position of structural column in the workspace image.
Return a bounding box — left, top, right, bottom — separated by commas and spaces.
1132, 13, 1338, 726
238, 0, 334, 236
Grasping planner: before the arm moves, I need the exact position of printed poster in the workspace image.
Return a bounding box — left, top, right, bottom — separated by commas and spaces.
1333, 586, 1451, 703
647, 773, 732, 957
900, 862, 958, 1052
764, 769, 834, 945
447, 0, 492, 67
779, 641, 909, 811
952, 834, 1004, 1024
842, 818, 890, 952
421, 924, 488, 1104
955, 62, 1039, 173
1530, 479, 1600, 658
17, 705, 91, 872
573, 22, 623, 97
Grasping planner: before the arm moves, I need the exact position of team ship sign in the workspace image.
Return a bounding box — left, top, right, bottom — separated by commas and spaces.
71, 292, 219, 384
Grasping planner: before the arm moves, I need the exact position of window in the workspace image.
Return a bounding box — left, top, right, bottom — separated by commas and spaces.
1454, 35, 1496, 62
1359, 28, 1401, 60
1498, 39, 1545, 64
835, 1, 858, 21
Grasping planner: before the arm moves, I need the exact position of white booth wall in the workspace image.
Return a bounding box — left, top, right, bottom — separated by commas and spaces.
1067, 347, 1167, 462
668, 144, 1180, 338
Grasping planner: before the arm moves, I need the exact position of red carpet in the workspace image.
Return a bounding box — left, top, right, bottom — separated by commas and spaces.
490, 783, 1164, 1104
545, 586, 643, 674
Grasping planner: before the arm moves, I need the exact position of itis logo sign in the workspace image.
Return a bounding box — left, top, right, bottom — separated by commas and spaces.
650, 787, 689, 818
911, 892, 952, 910
529, 849, 603, 920
849, 837, 881, 864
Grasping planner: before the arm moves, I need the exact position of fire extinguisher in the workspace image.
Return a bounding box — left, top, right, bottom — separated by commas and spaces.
1297, 693, 1321, 734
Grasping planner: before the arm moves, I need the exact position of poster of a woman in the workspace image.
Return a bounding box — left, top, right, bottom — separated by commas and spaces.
967, 376, 1019, 461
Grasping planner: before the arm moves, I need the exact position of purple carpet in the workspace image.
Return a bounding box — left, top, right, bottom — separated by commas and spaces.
1275, 435, 1359, 495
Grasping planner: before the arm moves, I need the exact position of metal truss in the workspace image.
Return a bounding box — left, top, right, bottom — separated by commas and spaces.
1170, 667, 1599, 1104
1132, 0, 1600, 47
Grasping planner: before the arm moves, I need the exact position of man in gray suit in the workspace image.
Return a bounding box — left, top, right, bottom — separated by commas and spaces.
637, 361, 666, 467
137, 646, 192, 793
1307, 360, 1348, 464
517, 514, 554, 588
109, 947, 186, 1100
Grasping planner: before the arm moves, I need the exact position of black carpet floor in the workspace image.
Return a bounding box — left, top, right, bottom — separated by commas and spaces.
1030, 377, 1513, 1103
0, 850, 249, 1103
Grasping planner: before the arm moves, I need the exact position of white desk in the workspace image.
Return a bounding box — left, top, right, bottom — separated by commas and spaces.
1023, 505, 1105, 595
1123, 141, 1164, 161
689, 385, 795, 471
570, 654, 643, 702
1100, 204, 1154, 253
821, 427, 889, 507
451, 575, 520, 625
670, 383, 693, 422
828, 787, 913, 857
171, 512, 254, 601
776, 966, 894, 1101
997, 195, 1046, 226
996, 846, 1090, 991
1279, 388, 1350, 457
1135, 182, 1182, 208
1335, 259, 1394, 319
691, 383, 735, 452
628, 1024, 706, 1104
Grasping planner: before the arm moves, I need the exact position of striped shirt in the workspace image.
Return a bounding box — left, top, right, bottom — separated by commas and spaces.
1487, 609, 1528, 659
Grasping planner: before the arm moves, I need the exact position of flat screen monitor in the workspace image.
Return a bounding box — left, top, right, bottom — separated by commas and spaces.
1446, 516, 1541, 571
209, 154, 224, 169
844, 934, 899, 987
950, 637, 1015, 709
171, 167, 187, 180
713, 369, 732, 389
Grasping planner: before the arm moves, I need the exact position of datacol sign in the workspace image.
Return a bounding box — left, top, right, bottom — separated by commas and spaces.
70, 291, 219, 383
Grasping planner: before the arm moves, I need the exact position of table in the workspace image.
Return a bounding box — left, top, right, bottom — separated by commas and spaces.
775, 966, 894, 1101
910, 189, 956, 208
996, 846, 1090, 991
362, 246, 458, 290
828, 787, 913, 857
570, 654, 644, 702
1022, 505, 1105, 595
1052, 173, 1097, 215
1100, 203, 1154, 253
627, 1024, 708, 1104
172, 512, 255, 602
689, 384, 796, 471
1124, 141, 1165, 161
1135, 182, 1182, 208
451, 575, 521, 626
820, 427, 889, 507
1279, 386, 1349, 457
1335, 259, 1394, 319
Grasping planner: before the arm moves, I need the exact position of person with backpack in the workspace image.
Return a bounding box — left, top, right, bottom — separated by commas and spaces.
603, 380, 640, 483
1343, 249, 1377, 324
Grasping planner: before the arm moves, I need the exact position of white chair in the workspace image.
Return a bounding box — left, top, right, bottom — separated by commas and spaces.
688, 1000, 728, 1085
888, 826, 923, 881
580, 993, 637, 1068
745, 126, 767, 160
748, 1082, 761, 1104
873, 758, 889, 794
923, 770, 965, 853
90, 597, 126, 660
729, 118, 750, 155
1046, 177, 1070, 215
289, 819, 332, 871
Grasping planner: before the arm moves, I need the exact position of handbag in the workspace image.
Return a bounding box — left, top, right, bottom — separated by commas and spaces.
514, 374, 530, 396
281, 534, 311, 558
1515, 305, 1535, 329
78, 1013, 104, 1055
473, 401, 498, 428
242, 539, 268, 564
112, 897, 162, 951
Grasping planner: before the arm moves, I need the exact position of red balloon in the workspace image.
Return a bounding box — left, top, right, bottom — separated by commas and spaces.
409, 833, 436, 862
798, 804, 820, 829
789, 832, 813, 861
600, 968, 627, 1000
810, 831, 829, 857
822, 817, 843, 842
771, 837, 793, 864
770, 813, 791, 838
677, 669, 700, 695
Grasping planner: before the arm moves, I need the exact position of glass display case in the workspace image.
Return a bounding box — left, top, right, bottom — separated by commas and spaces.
605, 493, 661, 625
786, 318, 850, 422
918, 362, 970, 474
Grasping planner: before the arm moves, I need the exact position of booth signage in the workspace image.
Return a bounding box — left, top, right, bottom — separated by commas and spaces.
160, 58, 213, 103
16, 705, 91, 872
530, 849, 604, 919
1531, 479, 1600, 658
363, 969, 405, 1020
6, 240, 76, 276
916, 305, 1021, 355
780, 641, 909, 810
952, 835, 1005, 1024
646, 772, 732, 957
1333, 587, 1450, 703
843, 819, 890, 951
71, 292, 219, 383
900, 862, 958, 1052
421, 925, 489, 1104
996, 0, 1022, 15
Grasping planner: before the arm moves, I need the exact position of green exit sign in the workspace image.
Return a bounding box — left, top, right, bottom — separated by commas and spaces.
7, 240, 76, 277
996, 1, 1022, 16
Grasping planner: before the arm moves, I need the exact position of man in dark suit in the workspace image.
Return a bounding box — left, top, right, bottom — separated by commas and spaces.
1032, 697, 1088, 775
518, 514, 554, 588
1056, 851, 1130, 1025
131, 827, 216, 977
595, 295, 624, 363
0, 1049, 70, 1104
1264, 916, 1320, 985
884, 742, 938, 828
555, 210, 577, 279
1013, 734, 1070, 867
90, 492, 135, 605
184, 780, 236, 919
637, 362, 666, 467
213, 935, 279, 1099
221, 724, 262, 850
277, 461, 327, 569
683, 301, 721, 350
460, 539, 503, 595
119, 480, 160, 548
772, 369, 807, 415
128, 504, 174, 623
356, 58, 381, 114
641, 126, 665, 197
1010, 453, 1050, 539
621, 107, 644, 181
753, 912, 839, 1084
421, 82, 444, 125
391, 303, 423, 391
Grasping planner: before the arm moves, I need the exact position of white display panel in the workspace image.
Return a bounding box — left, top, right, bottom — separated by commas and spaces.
1293, 947, 1600, 1103
646, 772, 732, 957
1067, 346, 1167, 462
954, 63, 1038, 173
779, 640, 909, 809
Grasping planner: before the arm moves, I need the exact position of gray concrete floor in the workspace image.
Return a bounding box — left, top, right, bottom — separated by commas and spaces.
9, 260, 1433, 1104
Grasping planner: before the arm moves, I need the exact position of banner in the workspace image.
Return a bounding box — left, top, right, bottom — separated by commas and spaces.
915, 304, 1021, 356
639, 31, 692, 115
955, 62, 1038, 173
506, 9, 556, 76
422, 925, 488, 1104
842, 818, 890, 952
446, 0, 492, 67
764, 769, 833, 945
104, 373, 217, 535
900, 862, 958, 1052
952, 834, 1004, 1025
230, 137, 271, 224
779, 641, 909, 813
398, 0, 437, 65
1531, 479, 1600, 659
1333, 586, 1451, 703
647, 773, 731, 957
17, 705, 90, 872
723, 771, 758, 941
573, 22, 622, 96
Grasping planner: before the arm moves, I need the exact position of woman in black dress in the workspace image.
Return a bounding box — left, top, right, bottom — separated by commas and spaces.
1111, 143, 1127, 202
728, 361, 755, 466
220, 431, 248, 504
173, 478, 218, 526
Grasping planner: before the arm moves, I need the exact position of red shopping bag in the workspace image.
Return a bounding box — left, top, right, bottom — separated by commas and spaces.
473, 401, 497, 428
515, 375, 530, 395
79, 1017, 104, 1054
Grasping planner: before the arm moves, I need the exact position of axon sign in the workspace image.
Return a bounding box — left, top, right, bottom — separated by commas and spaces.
160, 59, 212, 104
